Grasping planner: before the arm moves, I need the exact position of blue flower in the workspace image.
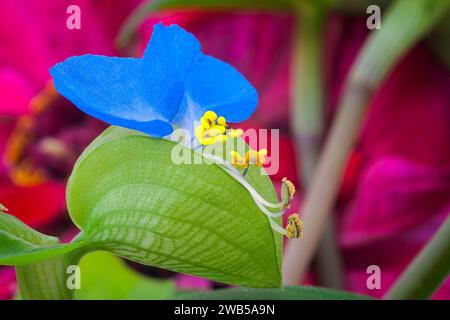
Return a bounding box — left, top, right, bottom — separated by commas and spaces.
50, 23, 258, 137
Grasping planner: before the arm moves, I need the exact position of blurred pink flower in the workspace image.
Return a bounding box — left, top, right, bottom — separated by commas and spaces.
0, 0, 141, 116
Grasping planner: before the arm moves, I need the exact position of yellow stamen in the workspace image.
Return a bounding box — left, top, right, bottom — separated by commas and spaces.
200, 116, 212, 129
196, 111, 230, 145
196, 124, 228, 146
282, 178, 296, 201
246, 148, 267, 167
217, 116, 227, 127
286, 214, 303, 239
281, 178, 296, 209
230, 151, 247, 167
230, 148, 268, 169
203, 111, 217, 122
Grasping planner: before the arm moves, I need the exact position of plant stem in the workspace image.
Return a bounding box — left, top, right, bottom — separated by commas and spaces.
16, 254, 73, 300
282, 0, 450, 285
288, 1, 344, 289
385, 215, 450, 300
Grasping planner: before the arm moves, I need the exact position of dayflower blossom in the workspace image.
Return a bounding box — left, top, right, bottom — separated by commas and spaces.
50, 23, 258, 137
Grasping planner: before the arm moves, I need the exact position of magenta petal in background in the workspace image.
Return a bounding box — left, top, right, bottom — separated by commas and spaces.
340, 156, 450, 246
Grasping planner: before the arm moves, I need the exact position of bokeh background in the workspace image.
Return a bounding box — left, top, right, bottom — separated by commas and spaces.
0, 0, 449, 299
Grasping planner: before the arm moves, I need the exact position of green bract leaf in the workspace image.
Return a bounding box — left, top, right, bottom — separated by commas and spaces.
67, 127, 282, 288
0, 211, 84, 266
75, 251, 176, 300
177, 285, 373, 300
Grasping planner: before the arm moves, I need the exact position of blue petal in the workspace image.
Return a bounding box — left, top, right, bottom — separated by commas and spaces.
143, 23, 201, 77
50, 54, 183, 137
173, 54, 258, 128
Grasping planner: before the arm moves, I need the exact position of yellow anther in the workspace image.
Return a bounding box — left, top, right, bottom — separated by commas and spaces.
200, 111, 218, 129
203, 111, 217, 122
282, 178, 296, 201
281, 178, 296, 209
196, 124, 227, 146
246, 148, 267, 167
201, 116, 212, 129
204, 111, 217, 121
230, 151, 247, 167
286, 214, 303, 239
217, 116, 227, 127
197, 111, 231, 145
228, 128, 243, 138
230, 148, 267, 168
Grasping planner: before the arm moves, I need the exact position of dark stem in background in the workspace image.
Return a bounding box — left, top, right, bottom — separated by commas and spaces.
289, 2, 344, 289
385, 215, 450, 300
283, 0, 450, 285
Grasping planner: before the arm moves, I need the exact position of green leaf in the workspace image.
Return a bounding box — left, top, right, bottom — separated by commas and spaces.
67, 126, 282, 288
177, 285, 373, 300
75, 251, 175, 300
0, 211, 84, 266
0, 212, 86, 299
116, 0, 293, 48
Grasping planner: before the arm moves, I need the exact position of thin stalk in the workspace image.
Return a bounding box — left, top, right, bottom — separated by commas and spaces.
282, 0, 450, 284
385, 215, 450, 300
289, 2, 344, 288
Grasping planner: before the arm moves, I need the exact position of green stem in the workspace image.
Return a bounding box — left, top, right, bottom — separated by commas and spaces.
16, 255, 73, 300
287, 1, 344, 288
385, 215, 450, 300
283, 0, 450, 285
15, 233, 90, 300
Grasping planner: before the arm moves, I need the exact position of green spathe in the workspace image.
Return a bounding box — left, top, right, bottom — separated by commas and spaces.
67, 126, 283, 288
